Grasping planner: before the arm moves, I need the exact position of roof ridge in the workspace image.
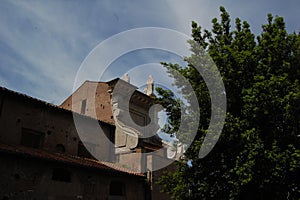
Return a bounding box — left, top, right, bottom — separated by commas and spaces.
0, 86, 114, 126
0, 143, 144, 177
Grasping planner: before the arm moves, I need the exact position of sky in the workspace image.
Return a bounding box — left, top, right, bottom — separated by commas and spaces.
0, 0, 300, 105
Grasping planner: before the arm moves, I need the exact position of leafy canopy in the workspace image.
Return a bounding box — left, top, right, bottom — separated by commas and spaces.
157, 6, 300, 200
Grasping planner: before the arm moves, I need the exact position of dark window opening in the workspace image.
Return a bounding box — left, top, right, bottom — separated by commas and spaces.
52, 168, 71, 182
81, 99, 87, 114
115, 154, 120, 162
109, 181, 125, 196
129, 110, 146, 126
14, 173, 20, 180
55, 144, 65, 153
20, 128, 44, 149
77, 141, 94, 159
109, 127, 115, 144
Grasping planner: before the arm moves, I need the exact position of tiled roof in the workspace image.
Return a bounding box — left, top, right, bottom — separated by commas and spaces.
0, 143, 145, 177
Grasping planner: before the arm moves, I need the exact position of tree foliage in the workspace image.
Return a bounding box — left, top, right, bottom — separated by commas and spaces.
157, 6, 300, 200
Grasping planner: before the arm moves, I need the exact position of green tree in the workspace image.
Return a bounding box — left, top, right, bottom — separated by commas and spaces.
157, 6, 300, 199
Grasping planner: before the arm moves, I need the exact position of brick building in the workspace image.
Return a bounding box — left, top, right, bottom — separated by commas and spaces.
0, 76, 173, 199
60, 78, 166, 171
0, 86, 148, 200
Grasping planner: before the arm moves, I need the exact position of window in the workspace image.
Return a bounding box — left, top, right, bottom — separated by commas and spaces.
55, 144, 65, 153
129, 110, 146, 126
115, 154, 120, 162
109, 181, 125, 196
52, 168, 71, 182
20, 128, 44, 148
81, 99, 87, 114
77, 141, 94, 159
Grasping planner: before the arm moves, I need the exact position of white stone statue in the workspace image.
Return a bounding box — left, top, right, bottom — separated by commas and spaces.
123, 73, 130, 83
145, 75, 154, 96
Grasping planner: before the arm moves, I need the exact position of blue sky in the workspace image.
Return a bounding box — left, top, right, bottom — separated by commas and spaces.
0, 0, 299, 104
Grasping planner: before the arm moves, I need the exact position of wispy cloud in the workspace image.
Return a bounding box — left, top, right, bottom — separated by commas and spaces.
167, 0, 300, 35
0, 0, 299, 104
0, 1, 95, 103
0, 1, 178, 104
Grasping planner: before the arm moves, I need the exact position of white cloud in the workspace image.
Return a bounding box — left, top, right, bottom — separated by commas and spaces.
166, 0, 300, 35
0, 1, 178, 104
165, 0, 221, 34
0, 0, 299, 104
0, 1, 103, 103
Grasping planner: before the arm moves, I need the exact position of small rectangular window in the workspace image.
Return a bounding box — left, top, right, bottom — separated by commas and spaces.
52, 168, 71, 182
20, 128, 44, 149
81, 99, 87, 114
110, 181, 125, 196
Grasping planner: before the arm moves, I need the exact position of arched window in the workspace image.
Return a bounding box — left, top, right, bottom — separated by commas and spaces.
109, 181, 125, 196
55, 144, 65, 153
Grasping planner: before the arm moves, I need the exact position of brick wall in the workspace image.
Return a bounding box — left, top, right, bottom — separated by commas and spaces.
0, 153, 146, 200
0, 88, 114, 161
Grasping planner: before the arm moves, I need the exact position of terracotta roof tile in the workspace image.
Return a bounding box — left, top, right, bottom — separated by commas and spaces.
0, 143, 144, 177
